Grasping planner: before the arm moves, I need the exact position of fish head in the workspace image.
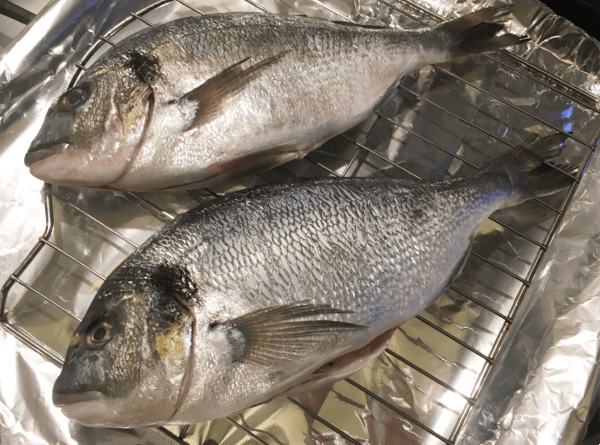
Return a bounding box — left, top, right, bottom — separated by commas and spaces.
25, 52, 156, 189
53, 264, 194, 427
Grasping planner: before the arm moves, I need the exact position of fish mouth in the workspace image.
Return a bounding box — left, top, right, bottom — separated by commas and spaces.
52, 390, 103, 407
24, 143, 68, 167
53, 391, 121, 427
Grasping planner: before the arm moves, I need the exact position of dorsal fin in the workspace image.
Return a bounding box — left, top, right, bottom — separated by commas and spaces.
290, 14, 388, 29
331, 20, 388, 30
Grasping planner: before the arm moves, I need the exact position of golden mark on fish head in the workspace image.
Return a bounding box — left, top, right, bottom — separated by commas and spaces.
120, 104, 145, 131
154, 318, 188, 359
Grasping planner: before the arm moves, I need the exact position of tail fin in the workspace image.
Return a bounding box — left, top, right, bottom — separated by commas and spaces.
484, 133, 574, 199
438, 6, 530, 57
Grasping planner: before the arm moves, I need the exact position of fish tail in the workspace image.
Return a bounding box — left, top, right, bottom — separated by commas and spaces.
437, 6, 530, 58
483, 133, 574, 200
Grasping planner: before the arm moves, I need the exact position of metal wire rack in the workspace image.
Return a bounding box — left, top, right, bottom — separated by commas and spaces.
2, 0, 599, 444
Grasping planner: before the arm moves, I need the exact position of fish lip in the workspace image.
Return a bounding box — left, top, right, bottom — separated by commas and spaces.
24, 143, 68, 167
52, 390, 103, 407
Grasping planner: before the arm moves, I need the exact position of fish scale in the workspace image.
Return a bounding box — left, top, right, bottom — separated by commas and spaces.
27, 9, 529, 191
140, 179, 488, 318
48, 11, 566, 429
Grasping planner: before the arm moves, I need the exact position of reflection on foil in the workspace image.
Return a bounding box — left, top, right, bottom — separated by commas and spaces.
0, 0, 599, 445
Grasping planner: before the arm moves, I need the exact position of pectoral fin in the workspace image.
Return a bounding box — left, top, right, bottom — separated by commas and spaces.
210, 302, 364, 366
177, 52, 288, 131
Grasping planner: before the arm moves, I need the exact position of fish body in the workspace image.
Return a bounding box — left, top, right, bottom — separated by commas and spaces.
26, 8, 527, 191
52, 134, 571, 427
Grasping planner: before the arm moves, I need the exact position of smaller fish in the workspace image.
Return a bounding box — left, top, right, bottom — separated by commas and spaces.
25, 7, 529, 191
52, 133, 573, 428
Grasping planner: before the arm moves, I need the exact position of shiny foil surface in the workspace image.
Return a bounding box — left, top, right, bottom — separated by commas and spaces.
0, 0, 599, 444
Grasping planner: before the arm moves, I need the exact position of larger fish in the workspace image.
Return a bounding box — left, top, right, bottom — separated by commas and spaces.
52, 133, 571, 427
26, 7, 528, 191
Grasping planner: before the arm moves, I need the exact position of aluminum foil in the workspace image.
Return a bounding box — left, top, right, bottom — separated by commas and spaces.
1, 0, 599, 444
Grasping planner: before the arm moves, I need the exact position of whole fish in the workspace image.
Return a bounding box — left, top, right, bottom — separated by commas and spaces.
25, 7, 528, 191
52, 134, 571, 427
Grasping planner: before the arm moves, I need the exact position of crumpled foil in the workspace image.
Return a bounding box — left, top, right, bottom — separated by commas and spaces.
0, 0, 599, 444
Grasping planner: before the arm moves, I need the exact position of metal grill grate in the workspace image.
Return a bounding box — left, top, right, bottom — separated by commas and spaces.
2, 0, 599, 444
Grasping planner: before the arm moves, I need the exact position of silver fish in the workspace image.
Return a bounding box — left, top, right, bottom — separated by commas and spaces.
52, 133, 571, 427
25, 8, 528, 191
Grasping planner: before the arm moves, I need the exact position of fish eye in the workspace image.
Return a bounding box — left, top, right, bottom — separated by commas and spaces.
60, 87, 88, 110
86, 321, 112, 348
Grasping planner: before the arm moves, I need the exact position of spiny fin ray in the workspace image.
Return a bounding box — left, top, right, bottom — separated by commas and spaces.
439, 6, 530, 57
211, 301, 364, 366
485, 132, 574, 198
177, 52, 289, 131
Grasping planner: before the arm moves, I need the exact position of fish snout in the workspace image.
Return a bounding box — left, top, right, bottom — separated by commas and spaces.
24, 142, 68, 167
52, 349, 106, 408
52, 389, 102, 407
25, 111, 74, 167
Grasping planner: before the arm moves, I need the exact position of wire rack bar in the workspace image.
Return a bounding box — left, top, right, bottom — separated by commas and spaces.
375, 113, 481, 170
286, 397, 364, 445
305, 154, 344, 177
1, 322, 64, 366
379, 0, 600, 112
39, 239, 106, 280
242, 0, 273, 14
469, 252, 530, 286
177, 424, 190, 438
9, 276, 81, 322
225, 416, 271, 445
448, 361, 495, 442
2, 1, 596, 444
98, 35, 118, 47
447, 285, 512, 323
1, 184, 54, 318
48, 190, 139, 248
175, 0, 205, 15
487, 215, 546, 250
395, 86, 580, 182
436, 67, 592, 148
345, 377, 456, 445
126, 192, 177, 222
341, 133, 423, 179
341, 147, 363, 177
385, 348, 475, 404
202, 188, 222, 199
147, 424, 190, 445
0, 0, 36, 24
131, 11, 156, 27
308, 0, 354, 22
414, 315, 493, 364
373, 111, 567, 215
